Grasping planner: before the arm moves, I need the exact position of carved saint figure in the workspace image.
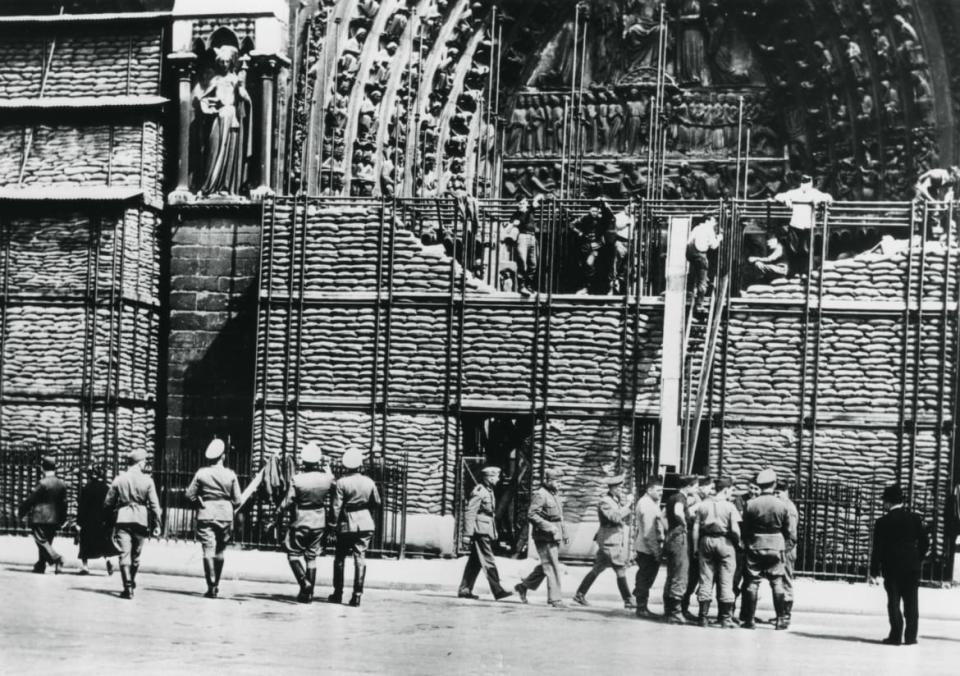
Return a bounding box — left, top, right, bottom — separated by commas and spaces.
193, 45, 253, 196
678, 0, 710, 85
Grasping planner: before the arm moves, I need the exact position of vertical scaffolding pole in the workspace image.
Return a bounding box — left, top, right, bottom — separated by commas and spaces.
808, 203, 830, 492
291, 194, 310, 459
453, 198, 468, 537
440, 200, 459, 515
540, 199, 557, 477
256, 197, 278, 469
933, 200, 953, 561
371, 201, 387, 453
908, 201, 928, 503
897, 201, 918, 481
380, 199, 398, 460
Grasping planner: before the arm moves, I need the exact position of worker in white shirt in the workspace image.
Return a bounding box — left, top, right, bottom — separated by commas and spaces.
686, 214, 722, 310
772, 174, 833, 275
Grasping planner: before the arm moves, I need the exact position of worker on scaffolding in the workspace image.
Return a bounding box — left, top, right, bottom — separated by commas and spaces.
772, 174, 833, 276
686, 214, 722, 311
747, 229, 788, 283
508, 193, 545, 296
568, 198, 615, 294
914, 166, 959, 239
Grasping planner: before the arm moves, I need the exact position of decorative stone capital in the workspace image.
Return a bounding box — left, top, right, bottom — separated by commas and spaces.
249, 185, 276, 201
167, 52, 198, 79
249, 51, 290, 78
167, 189, 196, 206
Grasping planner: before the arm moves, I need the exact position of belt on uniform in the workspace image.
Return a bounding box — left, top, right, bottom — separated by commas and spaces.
541, 516, 562, 522
703, 531, 727, 537
343, 504, 369, 513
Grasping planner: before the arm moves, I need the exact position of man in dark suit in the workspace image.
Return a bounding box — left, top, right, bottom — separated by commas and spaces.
869, 484, 929, 646
19, 455, 68, 574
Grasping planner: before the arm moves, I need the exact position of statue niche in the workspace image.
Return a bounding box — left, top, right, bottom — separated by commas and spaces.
192, 42, 253, 198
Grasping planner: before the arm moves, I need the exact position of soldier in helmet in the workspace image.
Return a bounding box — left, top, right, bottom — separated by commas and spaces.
329, 448, 381, 607
185, 438, 241, 598
458, 465, 513, 601
740, 468, 795, 629
515, 467, 567, 607
104, 449, 161, 599
278, 441, 334, 603
572, 474, 636, 609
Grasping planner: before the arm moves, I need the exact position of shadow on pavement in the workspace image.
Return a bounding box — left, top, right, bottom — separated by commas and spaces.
922, 635, 960, 643
71, 587, 127, 599
232, 592, 302, 606
791, 631, 881, 644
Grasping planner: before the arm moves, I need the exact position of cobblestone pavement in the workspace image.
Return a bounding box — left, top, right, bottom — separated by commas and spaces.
0, 566, 957, 675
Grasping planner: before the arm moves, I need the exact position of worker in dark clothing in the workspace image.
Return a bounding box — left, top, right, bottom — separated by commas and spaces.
569, 199, 615, 294
19, 455, 68, 574
76, 463, 117, 575
740, 469, 795, 630
662, 475, 698, 624
869, 484, 929, 646
509, 194, 544, 295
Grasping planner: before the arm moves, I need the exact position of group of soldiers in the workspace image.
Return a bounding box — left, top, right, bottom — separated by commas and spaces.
457, 465, 798, 630
17, 440, 381, 606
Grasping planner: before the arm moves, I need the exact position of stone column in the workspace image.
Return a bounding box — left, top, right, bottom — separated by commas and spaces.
250, 52, 289, 200
167, 52, 197, 205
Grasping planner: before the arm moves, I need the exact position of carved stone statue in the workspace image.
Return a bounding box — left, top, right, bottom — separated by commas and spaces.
678, 0, 710, 85
193, 45, 253, 196
620, 0, 662, 81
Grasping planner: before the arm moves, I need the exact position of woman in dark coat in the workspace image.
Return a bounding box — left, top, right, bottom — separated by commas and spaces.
76, 464, 117, 574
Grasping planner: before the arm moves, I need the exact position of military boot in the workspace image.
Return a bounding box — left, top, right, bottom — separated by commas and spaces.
129, 564, 139, 589
697, 600, 711, 627
120, 565, 134, 599
303, 567, 317, 604
349, 563, 366, 607
289, 560, 308, 602
213, 557, 224, 596
328, 557, 344, 603
774, 594, 789, 630
664, 598, 686, 625
783, 600, 793, 626
202, 558, 217, 598
740, 589, 758, 629
716, 602, 737, 628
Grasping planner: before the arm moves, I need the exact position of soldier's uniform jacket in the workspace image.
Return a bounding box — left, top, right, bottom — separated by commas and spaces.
281, 469, 335, 530
333, 472, 381, 533
185, 465, 241, 522
464, 483, 497, 539
105, 466, 162, 528
595, 494, 632, 565
743, 494, 793, 554
19, 475, 68, 526
781, 497, 799, 551
528, 485, 565, 543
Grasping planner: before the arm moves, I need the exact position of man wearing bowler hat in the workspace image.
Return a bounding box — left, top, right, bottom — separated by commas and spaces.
185, 438, 241, 598
329, 447, 381, 607
515, 467, 567, 607
458, 465, 513, 601
104, 449, 161, 599
279, 441, 335, 603
573, 474, 636, 609
19, 455, 68, 574
869, 484, 929, 645
740, 468, 795, 629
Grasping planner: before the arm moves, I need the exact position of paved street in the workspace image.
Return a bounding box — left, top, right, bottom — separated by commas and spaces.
0, 566, 957, 675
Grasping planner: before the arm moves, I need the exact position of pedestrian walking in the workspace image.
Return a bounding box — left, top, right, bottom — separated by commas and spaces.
458, 465, 513, 602
515, 468, 566, 608
185, 438, 241, 598
104, 450, 161, 599
691, 477, 741, 627
869, 484, 929, 646
776, 482, 799, 626
76, 463, 118, 575
662, 475, 699, 624
631, 476, 665, 618
18, 455, 68, 574
278, 442, 334, 603
329, 448, 381, 607
681, 475, 713, 620
740, 469, 795, 630
572, 474, 636, 609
